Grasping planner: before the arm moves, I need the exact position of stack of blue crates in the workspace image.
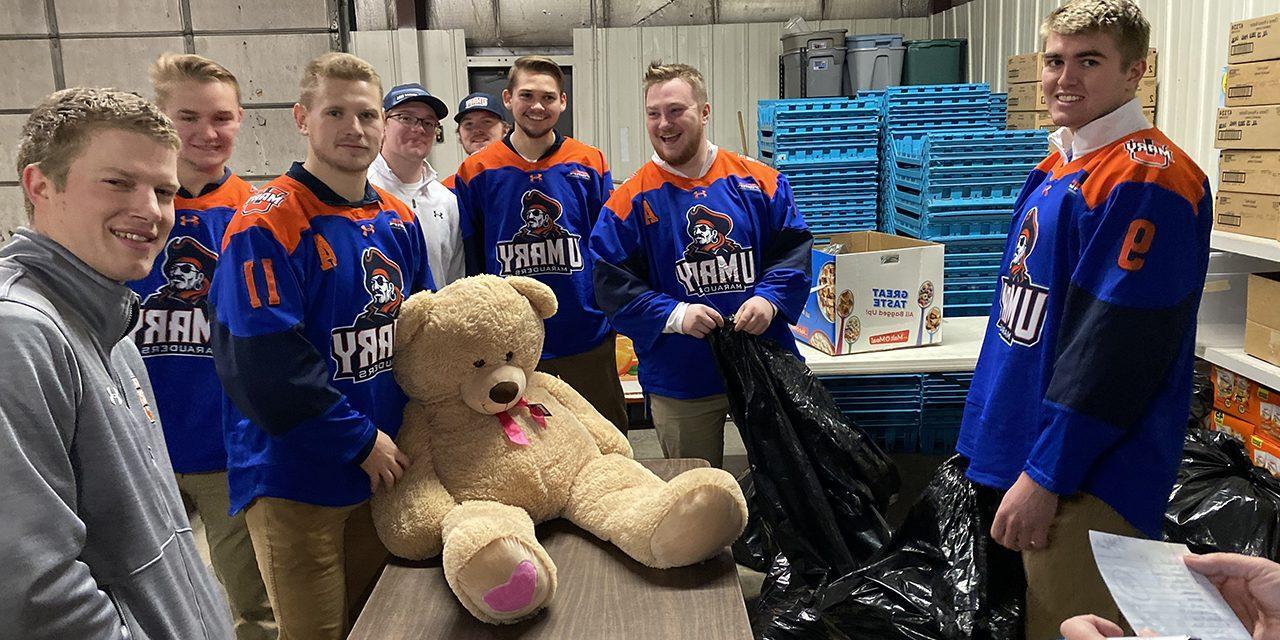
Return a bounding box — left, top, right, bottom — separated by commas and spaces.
888, 129, 1045, 316
757, 97, 881, 233
821, 371, 974, 454
989, 92, 1008, 128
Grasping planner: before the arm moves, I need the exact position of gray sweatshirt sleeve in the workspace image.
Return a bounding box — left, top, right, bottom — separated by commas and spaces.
0, 303, 126, 640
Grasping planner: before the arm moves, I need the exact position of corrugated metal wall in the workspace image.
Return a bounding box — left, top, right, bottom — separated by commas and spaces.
573, 17, 932, 179
930, 0, 1280, 180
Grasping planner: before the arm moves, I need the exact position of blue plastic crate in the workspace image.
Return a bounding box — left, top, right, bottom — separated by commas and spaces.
759, 98, 883, 128
894, 211, 1012, 241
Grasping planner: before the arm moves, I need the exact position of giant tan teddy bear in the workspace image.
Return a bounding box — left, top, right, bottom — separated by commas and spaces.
372, 275, 748, 624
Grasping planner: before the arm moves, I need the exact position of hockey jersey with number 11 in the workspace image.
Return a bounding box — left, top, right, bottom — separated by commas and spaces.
957, 124, 1212, 538
591, 148, 813, 400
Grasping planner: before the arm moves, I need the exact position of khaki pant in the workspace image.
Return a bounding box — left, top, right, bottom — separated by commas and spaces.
1023, 493, 1141, 639
538, 334, 630, 434
244, 498, 389, 640
648, 393, 730, 468
175, 471, 276, 640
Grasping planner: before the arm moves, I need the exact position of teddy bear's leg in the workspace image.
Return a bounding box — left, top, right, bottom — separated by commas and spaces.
564, 454, 748, 568
441, 500, 557, 624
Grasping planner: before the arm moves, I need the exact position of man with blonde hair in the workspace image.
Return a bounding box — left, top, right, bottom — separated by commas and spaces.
590, 62, 812, 468
210, 51, 434, 639
455, 55, 629, 434
1, 87, 233, 638
954, 0, 1212, 635
127, 52, 276, 640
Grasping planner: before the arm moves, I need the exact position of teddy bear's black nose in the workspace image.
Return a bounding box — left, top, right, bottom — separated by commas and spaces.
489, 381, 519, 405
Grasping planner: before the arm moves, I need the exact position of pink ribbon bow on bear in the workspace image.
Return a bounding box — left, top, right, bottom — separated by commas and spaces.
495, 398, 547, 446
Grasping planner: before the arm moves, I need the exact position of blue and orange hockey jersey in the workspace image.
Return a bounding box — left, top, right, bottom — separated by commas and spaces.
957, 126, 1212, 537
455, 133, 613, 359
128, 169, 252, 474
210, 163, 434, 513
591, 150, 813, 399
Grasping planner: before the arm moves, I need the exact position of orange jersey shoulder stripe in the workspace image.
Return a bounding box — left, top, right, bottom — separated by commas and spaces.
1069, 128, 1208, 211
175, 173, 255, 212
223, 175, 414, 253
441, 173, 457, 190
455, 137, 608, 185
604, 162, 666, 222
603, 150, 783, 222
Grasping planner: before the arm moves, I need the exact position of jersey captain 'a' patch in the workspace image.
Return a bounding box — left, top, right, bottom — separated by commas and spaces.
674, 204, 756, 296
134, 236, 218, 357
330, 247, 404, 383
997, 207, 1050, 347
495, 188, 584, 277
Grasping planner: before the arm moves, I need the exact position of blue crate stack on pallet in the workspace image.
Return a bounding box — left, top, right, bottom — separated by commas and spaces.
989, 92, 1008, 128
889, 129, 1046, 317
757, 97, 881, 233
822, 371, 974, 454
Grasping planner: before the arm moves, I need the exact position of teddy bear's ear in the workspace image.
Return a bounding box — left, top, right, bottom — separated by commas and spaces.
506, 276, 558, 320
395, 290, 436, 346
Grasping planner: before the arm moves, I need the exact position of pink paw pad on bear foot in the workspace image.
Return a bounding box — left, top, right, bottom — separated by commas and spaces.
482, 560, 538, 612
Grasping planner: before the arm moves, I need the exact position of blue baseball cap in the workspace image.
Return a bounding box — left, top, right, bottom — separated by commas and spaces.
382, 83, 448, 119
454, 92, 507, 123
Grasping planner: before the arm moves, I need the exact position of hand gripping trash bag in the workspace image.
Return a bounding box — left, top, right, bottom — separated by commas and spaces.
708, 325, 899, 586
1165, 428, 1280, 559
814, 456, 1025, 640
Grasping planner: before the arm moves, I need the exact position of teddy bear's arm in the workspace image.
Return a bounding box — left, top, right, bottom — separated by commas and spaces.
532, 371, 633, 458
370, 402, 459, 560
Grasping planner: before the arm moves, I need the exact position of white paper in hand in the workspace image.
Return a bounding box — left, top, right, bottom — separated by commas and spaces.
1089, 531, 1251, 640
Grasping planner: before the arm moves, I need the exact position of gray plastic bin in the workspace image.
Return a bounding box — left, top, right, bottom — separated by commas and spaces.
847, 44, 905, 91
805, 47, 847, 97
782, 29, 848, 54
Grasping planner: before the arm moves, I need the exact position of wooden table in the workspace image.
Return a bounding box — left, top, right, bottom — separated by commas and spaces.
349, 458, 752, 640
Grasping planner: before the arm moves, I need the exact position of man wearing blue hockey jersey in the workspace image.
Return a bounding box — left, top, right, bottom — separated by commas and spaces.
955, 1, 1212, 636
455, 55, 628, 433
209, 53, 433, 640
591, 62, 812, 468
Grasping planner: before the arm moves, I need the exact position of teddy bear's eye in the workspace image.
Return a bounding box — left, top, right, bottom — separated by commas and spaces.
473, 359, 485, 368
505, 351, 514, 362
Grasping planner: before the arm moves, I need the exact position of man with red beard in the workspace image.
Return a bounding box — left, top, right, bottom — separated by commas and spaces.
589, 62, 812, 468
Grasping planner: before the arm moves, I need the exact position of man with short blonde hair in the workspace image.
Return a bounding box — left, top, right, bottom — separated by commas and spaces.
210, 52, 434, 640
3, 86, 233, 639
956, 1, 1212, 636
129, 52, 277, 640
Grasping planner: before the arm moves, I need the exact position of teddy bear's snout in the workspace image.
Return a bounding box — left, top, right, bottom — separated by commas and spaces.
488, 381, 520, 405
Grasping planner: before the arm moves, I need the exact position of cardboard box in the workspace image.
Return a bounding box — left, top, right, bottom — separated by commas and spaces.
1252, 433, 1280, 476
1211, 409, 1257, 446
1006, 82, 1043, 112
1219, 150, 1280, 195
792, 232, 945, 355
1226, 60, 1280, 107
1138, 77, 1157, 108
1245, 272, 1280, 368
1231, 13, 1280, 64
1215, 192, 1280, 239
1006, 110, 1055, 130
1216, 105, 1280, 149
1260, 386, 1280, 440
1213, 363, 1263, 423
1005, 48, 1156, 83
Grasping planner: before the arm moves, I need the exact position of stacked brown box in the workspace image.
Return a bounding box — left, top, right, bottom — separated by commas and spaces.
1216, 12, 1280, 242
1005, 49, 1157, 131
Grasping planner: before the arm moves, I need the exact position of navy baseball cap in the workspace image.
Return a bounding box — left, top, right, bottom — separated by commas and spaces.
382, 83, 448, 119
454, 92, 507, 123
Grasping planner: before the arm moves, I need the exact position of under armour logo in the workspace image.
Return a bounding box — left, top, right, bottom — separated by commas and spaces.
179, 215, 199, 226
529, 173, 543, 183
693, 189, 708, 199
361, 224, 375, 237
433, 210, 445, 220
1041, 183, 1052, 196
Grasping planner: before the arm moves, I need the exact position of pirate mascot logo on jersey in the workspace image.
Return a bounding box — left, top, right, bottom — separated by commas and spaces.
495, 189, 584, 276
331, 248, 404, 382
675, 204, 756, 296
997, 208, 1051, 347
133, 236, 218, 356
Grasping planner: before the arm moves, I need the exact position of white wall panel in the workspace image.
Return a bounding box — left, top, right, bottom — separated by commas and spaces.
0, 186, 25, 244
55, 0, 181, 33
189, 0, 331, 30
229, 108, 305, 179
61, 37, 185, 96
196, 34, 332, 105
1, 41, 57, 109
574, 17, 930, 177
949, 0, 1280, 183
0, 1, 48, 35
0, 114, 27, 183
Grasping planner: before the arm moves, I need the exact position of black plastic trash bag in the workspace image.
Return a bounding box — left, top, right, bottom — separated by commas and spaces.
815, 456, 1025, 640
732, 471, 778, 572
1165, 428, 1280, 559
709, 325, 899, 586
751, 553, 832, 640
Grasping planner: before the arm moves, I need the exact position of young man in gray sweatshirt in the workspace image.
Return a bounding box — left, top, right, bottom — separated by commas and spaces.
1, 87, 233, 639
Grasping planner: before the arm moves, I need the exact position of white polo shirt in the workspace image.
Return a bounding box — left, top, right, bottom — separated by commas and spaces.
368, 153, 466, 287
